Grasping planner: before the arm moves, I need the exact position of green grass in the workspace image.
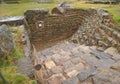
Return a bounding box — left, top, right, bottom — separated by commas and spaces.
0, 27, 35, 84
0, 2, 120, 25
0, 2, 56, 16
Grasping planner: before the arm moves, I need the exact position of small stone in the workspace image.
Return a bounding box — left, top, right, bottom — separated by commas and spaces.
47, 73, 66, 84
91, 50, 111, 59
97, 47, 105, 52
62, 76, 80, 84
104, 47, 118, 56
50, 66, 63, 74
67, 70, 78, 78
77, 66, 96, 82
112, 54, 120, 61
44, 61, 56, 69
79, 45, 92, 54
63, 61, 74, 70
75, 63, 85, 72
71, 57, 84, 64
111, 61, 120, 72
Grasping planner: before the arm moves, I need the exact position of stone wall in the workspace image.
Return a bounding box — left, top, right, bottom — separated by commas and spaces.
24, 7, 120, 51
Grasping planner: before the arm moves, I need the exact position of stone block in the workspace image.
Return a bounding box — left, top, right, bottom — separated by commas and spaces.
111, 61, 120, 72
44, 60, 56, 69
62, 76, 80, 84
47, 73, 66, 84
50, 66, 63, 74
63, 60, 74, 70
67, 70, 78, 78
104, 47, 118, 56
77, 66, 96, 82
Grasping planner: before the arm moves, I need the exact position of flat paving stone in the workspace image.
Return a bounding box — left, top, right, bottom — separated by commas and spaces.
62, 76, 80, 84
104, 47, 118, 56
112, 54, 120, 61
63, 60, 74, 70
44, 60, 56, 69
50, 66, 63, 74
47, 73, 66, 84
91, 50, 111, 59
77, 66, 96, 82
71, 57, 85, 64
111, 61, 120, 72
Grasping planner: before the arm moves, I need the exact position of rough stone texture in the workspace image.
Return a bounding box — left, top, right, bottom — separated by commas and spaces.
62, 76, 80, 84
104, 47, 118, 56
93, 69, 120, 84
44, 60, 56, 69
30, 41, 120, 84
111, 61, 120, 72
24, 6, 120, 84
24, 7, 120, 52
47, 73, 66, 84
0, 16, 24, 26
15, 57, 34, 78
77, 66, 96, 82
0, 24, 14, 59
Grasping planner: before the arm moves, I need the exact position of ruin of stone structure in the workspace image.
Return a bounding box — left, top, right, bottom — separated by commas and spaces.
23, 6, 120, 84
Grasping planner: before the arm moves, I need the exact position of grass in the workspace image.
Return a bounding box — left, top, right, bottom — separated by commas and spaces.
0, 2, 56, 16
0, 27, 36, 84
0, 1, 120, 25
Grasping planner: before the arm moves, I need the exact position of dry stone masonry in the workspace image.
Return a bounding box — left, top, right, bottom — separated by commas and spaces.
24, 7, 120, 51
24, 6, 120, 84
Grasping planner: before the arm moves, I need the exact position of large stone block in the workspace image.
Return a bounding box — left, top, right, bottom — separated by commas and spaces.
0, 24, 14, 59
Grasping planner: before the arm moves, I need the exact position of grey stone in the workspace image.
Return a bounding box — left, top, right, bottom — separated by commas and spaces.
96, 59, 115, 69
91, 50, 111, 59
62, 76, 80, 84
104, 47, 118, 56
63, 60, 74, 70
77, 66, 96, 82
15, 57, 34, 78
50, 66, 63, 74
111, 61, 120, 72
93, 69, 120, 84
112, 54, 120, 61
47, 73, 66, 84
0, 24, 14, 59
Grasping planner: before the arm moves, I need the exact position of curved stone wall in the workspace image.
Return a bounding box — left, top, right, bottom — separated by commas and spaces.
24, 7, 120, 51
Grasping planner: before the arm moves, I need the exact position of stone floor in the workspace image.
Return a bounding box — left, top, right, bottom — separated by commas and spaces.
34, 41, 120, 84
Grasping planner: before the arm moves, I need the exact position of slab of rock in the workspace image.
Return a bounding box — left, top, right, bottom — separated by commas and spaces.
112, 54, 120, 61
91, 50, 111, 59
50, 66, 63, 74
93, 69, 120, 84
104, 47, 118, 56
77, 66, 96, 82
62, 76, 80, 84
47, 73, 66, 84
15, 57, 34, 78
44, 60, 56, 69
111, 61, 120, 72
0, 24, 14, 59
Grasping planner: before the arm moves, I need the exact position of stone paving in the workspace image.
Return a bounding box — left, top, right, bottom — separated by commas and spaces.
34, 41, 120, 84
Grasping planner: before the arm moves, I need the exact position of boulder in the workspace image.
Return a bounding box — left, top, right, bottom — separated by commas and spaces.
0, 24, 14, 59
15, 57, 34, 78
